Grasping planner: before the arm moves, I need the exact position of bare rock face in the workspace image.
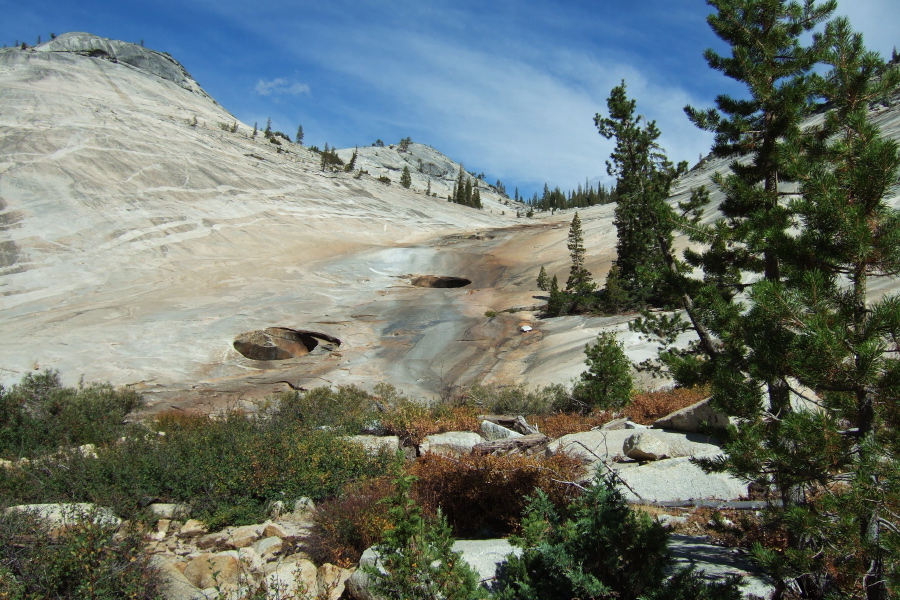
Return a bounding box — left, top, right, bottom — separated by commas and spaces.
34, 32, 209, 96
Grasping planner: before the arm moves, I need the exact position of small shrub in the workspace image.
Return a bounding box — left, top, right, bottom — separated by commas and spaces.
0, 408, 396, 526
493, 476, 742, 600
465, 383, 573, 415
265, 385, 380, 433
0, 370, 143, 459
378, 388, 481, 446
410, 452, 585, 537
0, 506, 164, 599
571, 332, 633, 410
531, 410, 612, 438
623, 385, 709, 424
309, 476, 396, 567
365, 475, 486, 600
377, 175, 391, 184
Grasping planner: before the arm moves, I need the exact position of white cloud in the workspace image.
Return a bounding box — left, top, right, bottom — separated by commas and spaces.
254, 77, 311, 97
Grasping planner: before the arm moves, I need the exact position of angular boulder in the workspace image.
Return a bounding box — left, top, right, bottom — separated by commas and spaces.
182, 552, 242, 590
623, 431, 722, 462
419, 431, 484, 456
345, 435, 401, 455
480, 420, 524, 441
265, 559, 318, 600
652, 397, 729, 433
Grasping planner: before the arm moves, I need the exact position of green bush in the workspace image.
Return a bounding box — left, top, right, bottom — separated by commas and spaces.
465, 383, 574, 415
0, 370, 143, 459
0, 506, 163, 599
493, 477, 742, 600
266, 385, 381, 433
571, 332, 633, 410
0, 406, 397, 527
366, 475, 486, 600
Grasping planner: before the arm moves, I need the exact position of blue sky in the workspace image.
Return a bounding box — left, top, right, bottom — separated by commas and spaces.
4, 1, 898, 198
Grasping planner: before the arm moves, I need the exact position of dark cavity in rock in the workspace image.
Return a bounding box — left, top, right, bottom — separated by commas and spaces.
233, 328, 341, 361
411, 275, 471, 288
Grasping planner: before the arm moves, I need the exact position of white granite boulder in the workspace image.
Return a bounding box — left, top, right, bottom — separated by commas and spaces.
419, 431, 485, 456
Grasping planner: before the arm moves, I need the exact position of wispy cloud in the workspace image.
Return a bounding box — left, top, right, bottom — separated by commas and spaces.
182, 0, 897, 196
254, 77, 311, 97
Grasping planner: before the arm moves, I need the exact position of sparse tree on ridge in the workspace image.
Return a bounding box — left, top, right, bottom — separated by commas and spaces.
565, 212, 594, 295
344, 147, 358, 172
454, 165, 467, 205
536, 266, 550, 292
295, 124, 304, 145
400, 166, 412, 189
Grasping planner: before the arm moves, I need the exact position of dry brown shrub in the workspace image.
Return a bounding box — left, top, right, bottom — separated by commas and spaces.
682, 507, 788, 551
409, 452, 585, 537
531, 410, 613, 438
307, 476, 396, 567
152, 410, 210, 432
623, 385, 709, 424
381, 402, 481, 446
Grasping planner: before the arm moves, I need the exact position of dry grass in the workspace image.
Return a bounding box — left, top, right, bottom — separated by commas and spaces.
531, 410, 613, 438
623, 385, 709, 425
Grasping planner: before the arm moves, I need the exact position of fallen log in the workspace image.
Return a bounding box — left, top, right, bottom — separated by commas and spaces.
473, 433, 550, 456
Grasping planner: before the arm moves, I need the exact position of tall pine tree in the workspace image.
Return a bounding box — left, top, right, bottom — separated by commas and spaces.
596, 81, 686, 310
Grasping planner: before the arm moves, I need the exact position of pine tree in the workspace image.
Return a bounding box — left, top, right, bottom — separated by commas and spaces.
564, 212, 593, 294
596, 81, 686, 309
572, 332, 633, 410
464, 179, 473, 206
367, 476, 484, 600
680, 0, 836, 423
472, 187, 481, 209
426, 178, 431, 196
737, 18, 900, 597
295, 124, 304, 145
495, 477, 742, 600
455, 166, 467, 205
536, 266, 550, 292
545, 275, 569, 317
634, 2, 900, 596
344, 147, 358, 173
252, 122, 258, 139
400, 166, 412, 189
264, 118, 272, 136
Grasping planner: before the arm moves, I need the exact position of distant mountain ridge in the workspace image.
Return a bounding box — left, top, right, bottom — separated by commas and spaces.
29, 32, 211, 98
